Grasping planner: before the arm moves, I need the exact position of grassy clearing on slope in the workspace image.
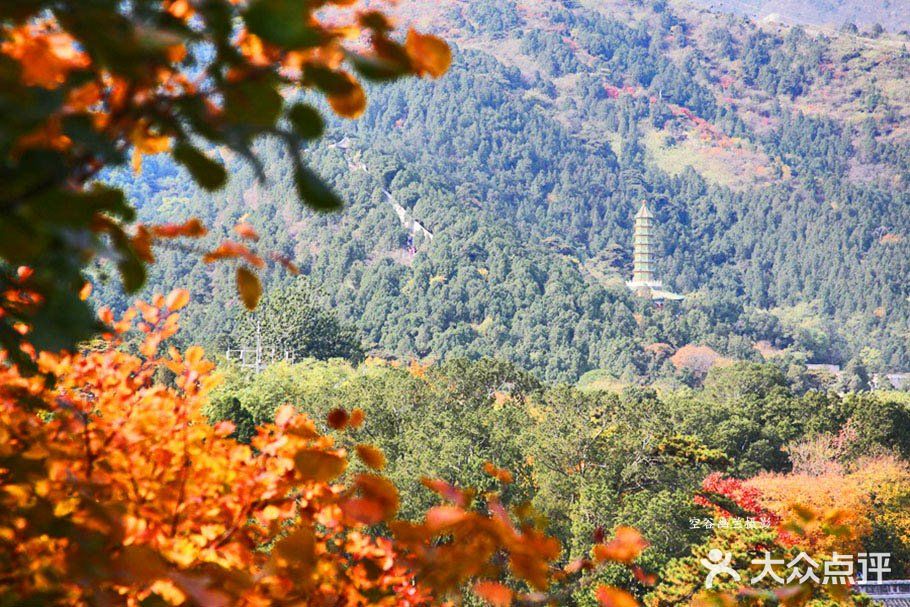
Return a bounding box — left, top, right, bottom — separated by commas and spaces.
642, 128, 777, 189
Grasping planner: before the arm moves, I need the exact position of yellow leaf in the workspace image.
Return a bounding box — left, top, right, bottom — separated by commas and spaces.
79, 281, 93, 301
236, 267, 261, 310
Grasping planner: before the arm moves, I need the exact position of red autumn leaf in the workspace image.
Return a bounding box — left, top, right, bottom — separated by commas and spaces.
327, 408, 349, 429
341, 497, 385, 525
632, 565, 657, 586
269, 252, 301, 275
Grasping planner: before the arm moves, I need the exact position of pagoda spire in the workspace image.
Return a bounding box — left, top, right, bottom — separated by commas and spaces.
626, 201, 684, 302
632, 202, 656, 285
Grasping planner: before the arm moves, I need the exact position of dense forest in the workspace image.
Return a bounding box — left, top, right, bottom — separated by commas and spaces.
94, 0, 910, 383
202, 353, 910, 602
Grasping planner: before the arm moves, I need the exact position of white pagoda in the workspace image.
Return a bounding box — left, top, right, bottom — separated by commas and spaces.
626, 202, 684, 301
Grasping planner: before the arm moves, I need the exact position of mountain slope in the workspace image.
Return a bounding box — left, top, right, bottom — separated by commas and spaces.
683, 0, 910, 33
95, 0, 910, 381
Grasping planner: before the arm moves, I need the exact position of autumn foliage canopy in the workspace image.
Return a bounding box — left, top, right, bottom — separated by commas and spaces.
0, 289, 651, 605
0, 0, 450, 368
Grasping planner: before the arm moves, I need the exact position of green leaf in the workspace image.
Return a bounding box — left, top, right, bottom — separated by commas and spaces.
350, 55, 409, 82
245, 0, 322, 49
292, 159, 342, 212
139, 595, 172, 607
0, 216, 45, 261
62, 114, 122, 165
173, 142, 228, 190
103, 221, 147, 293
27, 288, 103, 353
223, 78, 283, 129
28, 185, 133, 225
287, 103, 324, 140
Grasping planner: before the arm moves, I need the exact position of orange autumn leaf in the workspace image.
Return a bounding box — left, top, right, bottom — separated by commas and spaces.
274, 404, 296, 427
594, 526, 649, 564
474, 581, 513, 606
130, 122, 172, 173
425, 505, 469, 532
203, 241, 264, 267
355, 444, 387, 471
421, 477, 471, 507
483, 461, 514, 484
165, 0, 194, 20
294, 448, 347, 482
327, 72, 367, 118
14, 119, 71, 153
1, 25, 90, 89
65, 81, 102, 111
596, 586, 638, 607
348, 408, 365, 428
234, 222, 260, 241
236, 266, 262, 310
78, 282, 93, 301
271, 527, 316, 570
165, 288, 190, 311
405, 30, 451, 78
151, 218, 207, 239
351, 474, 399, 520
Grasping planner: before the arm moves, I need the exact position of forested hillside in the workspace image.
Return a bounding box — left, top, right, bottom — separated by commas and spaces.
95, 0, 910, 383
